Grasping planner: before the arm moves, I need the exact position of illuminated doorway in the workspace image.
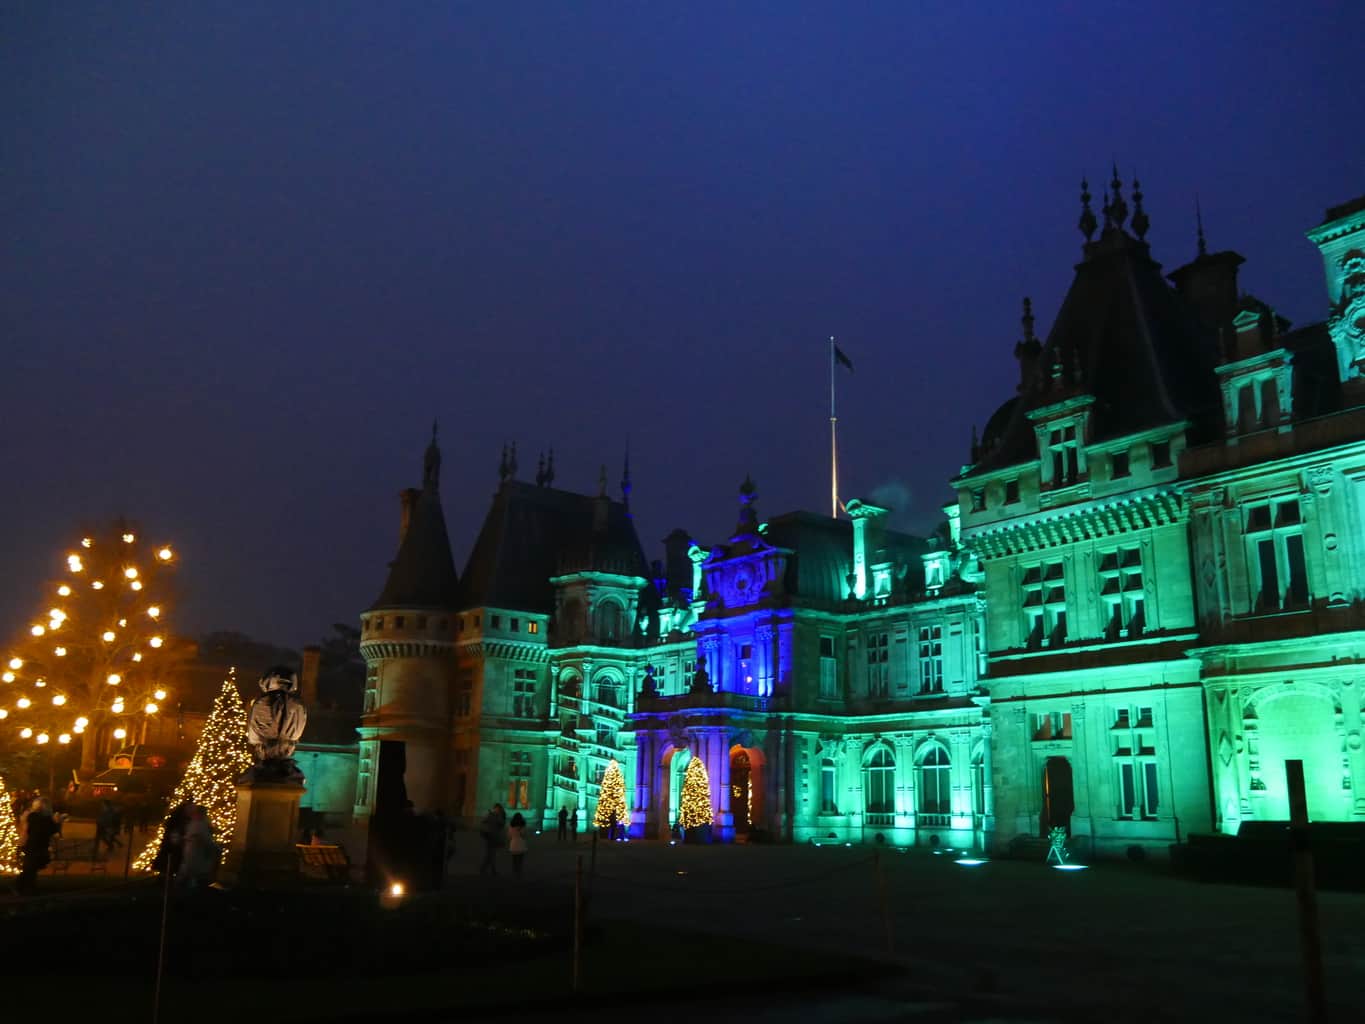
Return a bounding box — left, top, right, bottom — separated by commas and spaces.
1042, 756, 1074, 836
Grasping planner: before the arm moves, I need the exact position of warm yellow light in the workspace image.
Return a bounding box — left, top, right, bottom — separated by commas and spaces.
1, 672, 12, 683
112, 701, 125, 713
148, 606, 161, 618
52, 694, 66, 706
124, 567, 138, 580
149, 636, 164, 649
36, 733, 48, 745
75, 716, 88, 728
132, 652, 143, 662
30, 625, 45, 637
67, 555, 83, 571
16, 697, 31, 709
20, 727, 32, 739
8, 658, 22, 670
118, 618, 127, 627
106, 673, 122, 685
34, 679, 45, 687
144, 702, 159, 714
154, 688, 167, 700
0, 709, 6, 719
81, 537, 92, 548
157, 547, 173, 561
57, 585, 71, 596
58, 733, 71, 744
54, 647, 66, 657
122, 533, 135, 543
130, 580, 143, 591
113, 727, 126, 740
102, 630, 116, 642
48, 608, 65, 621
91, 580, 105, 590
389, 882, 405, 897
73, 723, 85, 734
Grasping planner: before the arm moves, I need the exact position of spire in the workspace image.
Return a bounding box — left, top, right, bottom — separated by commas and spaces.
1021, 296, 1036, 345
423, 421, 440, 491
735, 475, 759, 536
535, 451, 547, 487
545, 447, 556, 487
1107, 162, 1128, 230
1130, 176, 1149, 241
620, 442, 632, 511
499, 443, 510, 483
1196, 195, 1207, 257
1079, 177, 1097, 242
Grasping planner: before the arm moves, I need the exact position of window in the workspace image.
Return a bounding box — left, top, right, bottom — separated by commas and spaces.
394, 616, 405, 629
917, 626, 943, 694
374, 617, 385, 630
971, 489, 985, 512
1032, 712, 1072, 740
508, 751, 532, 810
1005, 479, 1020, 504
510, 618, 520, 632
455, 674, 473, 718
924, 553, 948, 591
491, 615, 502, 629
1022, 561, 1067, 648
596, 601, 623, 643
820, 758, 839, 814
971, 752, 986, 817
1098, 546, 1145, 639
527, 621, 540, 635
512, 668, 536, 718
1245, 498, 1309, 612
595, 723, 614, 748
818, 636, 838, 699
1111, 451, 1130, 479
866, 632, 889, 697
863, 747, 895, 816
1112, 706, 1158, 819
918, 747, 951, 818
1048, 425, 1081, 486
1150, 440, 1172, 468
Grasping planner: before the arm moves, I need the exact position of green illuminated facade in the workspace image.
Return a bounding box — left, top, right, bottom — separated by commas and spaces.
357, 183, 1365, 856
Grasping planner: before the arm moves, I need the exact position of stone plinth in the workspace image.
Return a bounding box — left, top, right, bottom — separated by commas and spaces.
221, 779, 305, 886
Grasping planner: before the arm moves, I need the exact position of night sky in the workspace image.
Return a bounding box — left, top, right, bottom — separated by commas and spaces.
5, 3, 1363, 651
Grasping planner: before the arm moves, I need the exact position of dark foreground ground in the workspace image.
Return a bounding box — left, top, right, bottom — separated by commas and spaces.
4, 833, 1363, 1023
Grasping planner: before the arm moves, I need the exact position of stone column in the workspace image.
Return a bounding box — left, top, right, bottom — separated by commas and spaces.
1069, 701, 1093, 840
980, 719, 996, 834
630, 730, 654, 838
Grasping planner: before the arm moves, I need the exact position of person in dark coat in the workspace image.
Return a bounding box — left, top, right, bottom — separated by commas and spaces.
557, 806, 568, 841
18, 798, 59, 894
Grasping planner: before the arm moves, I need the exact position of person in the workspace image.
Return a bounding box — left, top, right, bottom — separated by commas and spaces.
478, 804, 503, 876
507, 812, 527, 878
96, 800, 122, 857
569, 806, 578, 842
154, 802, 193, 879
178, 805, 216, 890
18, 798, 59, 894
557, 806, 568, 842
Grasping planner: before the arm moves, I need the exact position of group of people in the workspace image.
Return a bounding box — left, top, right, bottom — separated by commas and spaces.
478, 804, 528, 877
150, 801, 218, 890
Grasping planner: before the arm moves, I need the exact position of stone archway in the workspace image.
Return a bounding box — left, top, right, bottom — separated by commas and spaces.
729, 743, 766, 836
1041, 756, 1075, 836
658, 745, 692, 838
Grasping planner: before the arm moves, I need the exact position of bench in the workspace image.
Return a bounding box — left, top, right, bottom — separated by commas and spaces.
296, 843, 351, 883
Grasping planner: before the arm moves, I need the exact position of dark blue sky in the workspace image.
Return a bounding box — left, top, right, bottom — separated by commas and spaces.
4, 3, 1362, 649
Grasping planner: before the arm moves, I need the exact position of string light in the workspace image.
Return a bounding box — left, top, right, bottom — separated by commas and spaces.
16, 698, 30, 709
149, 636, 163, 648
132, 653, 142, 662
1, 672, 13, 683
67, 555, 83, 572
101, 631, 116, 642
8, 658, 21, 670
148, 606, 161, 618
30, 625, 45, 637
81, 538, 92, 548
51, 694, 66, 706
144, 702, 159, 714
0, 710, 7, 720
124, 567, 138, 580
54, 647, 66, 657
154, 689, 166, 700
35, 733, 48, 745
122, 533, 135, 543
58, 733, 71, 744
679, 755, 714, 830
0, 775, 19, 874
57, 585, 71, 597
157, 547, 173, 561
130, 581, 143, 591
593, 758, 629, 830
112, 727, 126, 739
19, 728, 32, 738
91, 580, 104, 590
75, 716, 88, 728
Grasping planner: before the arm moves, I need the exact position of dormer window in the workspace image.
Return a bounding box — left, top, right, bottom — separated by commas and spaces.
923, 551, 949, 593
970, 489, 985, 512
1150, 440, 1172, 469
1005, 479, 1020, 504
1049, 426, 1080, 485
1111, 451, 1130, 479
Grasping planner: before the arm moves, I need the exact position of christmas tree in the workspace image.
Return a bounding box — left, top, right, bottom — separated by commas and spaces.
593, 758, 628, 830
678, 754, 713, 829
134, 674, 252, 872
0, 775, 20, 875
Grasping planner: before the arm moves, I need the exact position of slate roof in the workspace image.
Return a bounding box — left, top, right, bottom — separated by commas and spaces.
458, 481, 649, 613
760, 511, 929, 606
966, 227, 1223, 477
369, 438, 460, 611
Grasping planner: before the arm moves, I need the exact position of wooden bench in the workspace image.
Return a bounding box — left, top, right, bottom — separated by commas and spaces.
296, 843, 351, 883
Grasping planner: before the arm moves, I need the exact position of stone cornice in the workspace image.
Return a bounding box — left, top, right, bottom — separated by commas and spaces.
359, 639, 455, 662
969, 490, 1185, 559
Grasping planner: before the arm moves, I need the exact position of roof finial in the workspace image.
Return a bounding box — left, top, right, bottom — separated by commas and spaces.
1107, 162, 1127, 230
423, 424, 441, 490
1196, 195, 1207, 257
535, 451, 546, 487
1130, 176, 1149, 241
545, 447, 556, 487
1079, 177, 1097, 242
620, 441, 632, 510
736, 475, 759, 535
499, 443, 510, 483
1021, 296, 1036, 344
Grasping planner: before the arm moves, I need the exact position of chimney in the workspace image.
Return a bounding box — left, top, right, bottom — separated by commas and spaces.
399, 487, 420, 544
662, 528, 693, 599
300, 645, 321, 708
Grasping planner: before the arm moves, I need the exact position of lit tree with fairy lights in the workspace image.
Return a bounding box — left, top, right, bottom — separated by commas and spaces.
593, 757, 628, 831
0, 521, 181, 779
0, 775, 21, 874
678, 753, 713, 830
134, 673, 251, 872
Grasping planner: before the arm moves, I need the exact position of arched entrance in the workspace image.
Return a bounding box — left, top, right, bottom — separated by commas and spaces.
658, 745, 693, 837
731, 750, 752, 833
1041, 756, 1074, 836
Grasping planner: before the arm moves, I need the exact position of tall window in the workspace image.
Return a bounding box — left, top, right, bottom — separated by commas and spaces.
1245, 499, 1309, 612
917, 626, 943, 694
1048, 425, 1080, 486
866, 631, 889, 697
508, 750, 532, 809
512, 668, 537, 718
596, 601, 623, 643
1112, 706, 1158, 820
1022, 561, 1067, 648
818, 636, 838, 699
820, 758, 839, 814
971, 751, 986, 817
1099, 547, 1145, 639
455, 673, 473, 718
918, 747, 951, 817
863, 747, 895, 815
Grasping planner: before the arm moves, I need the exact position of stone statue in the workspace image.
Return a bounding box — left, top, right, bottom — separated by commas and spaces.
244, 665, 308, 783
690, 657, 712, 695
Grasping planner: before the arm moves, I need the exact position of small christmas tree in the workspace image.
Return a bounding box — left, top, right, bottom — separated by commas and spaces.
0, 775, 21, 875
134, 674, 252, 872
593, 758, 628, 830
678, 754, 713, 830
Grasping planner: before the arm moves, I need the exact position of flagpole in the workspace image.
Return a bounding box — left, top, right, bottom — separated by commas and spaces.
830, 335, 838, 519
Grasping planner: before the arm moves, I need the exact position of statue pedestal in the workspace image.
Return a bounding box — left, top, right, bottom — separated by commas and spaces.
221, 779, 305, 886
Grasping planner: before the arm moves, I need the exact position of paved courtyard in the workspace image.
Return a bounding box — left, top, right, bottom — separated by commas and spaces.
442, 833, 1365, 1023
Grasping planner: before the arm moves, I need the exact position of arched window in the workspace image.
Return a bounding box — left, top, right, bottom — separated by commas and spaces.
971, 749, 986, 817
918, 746, 951, 818
596, 600, 623, 643
863, 747, 895, 815
820, 758, 839, 814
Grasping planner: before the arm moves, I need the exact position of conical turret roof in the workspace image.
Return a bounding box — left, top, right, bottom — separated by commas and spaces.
370, 432, 460, 610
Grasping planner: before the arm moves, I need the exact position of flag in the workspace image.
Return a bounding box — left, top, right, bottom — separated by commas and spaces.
834, 344, 854, 372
